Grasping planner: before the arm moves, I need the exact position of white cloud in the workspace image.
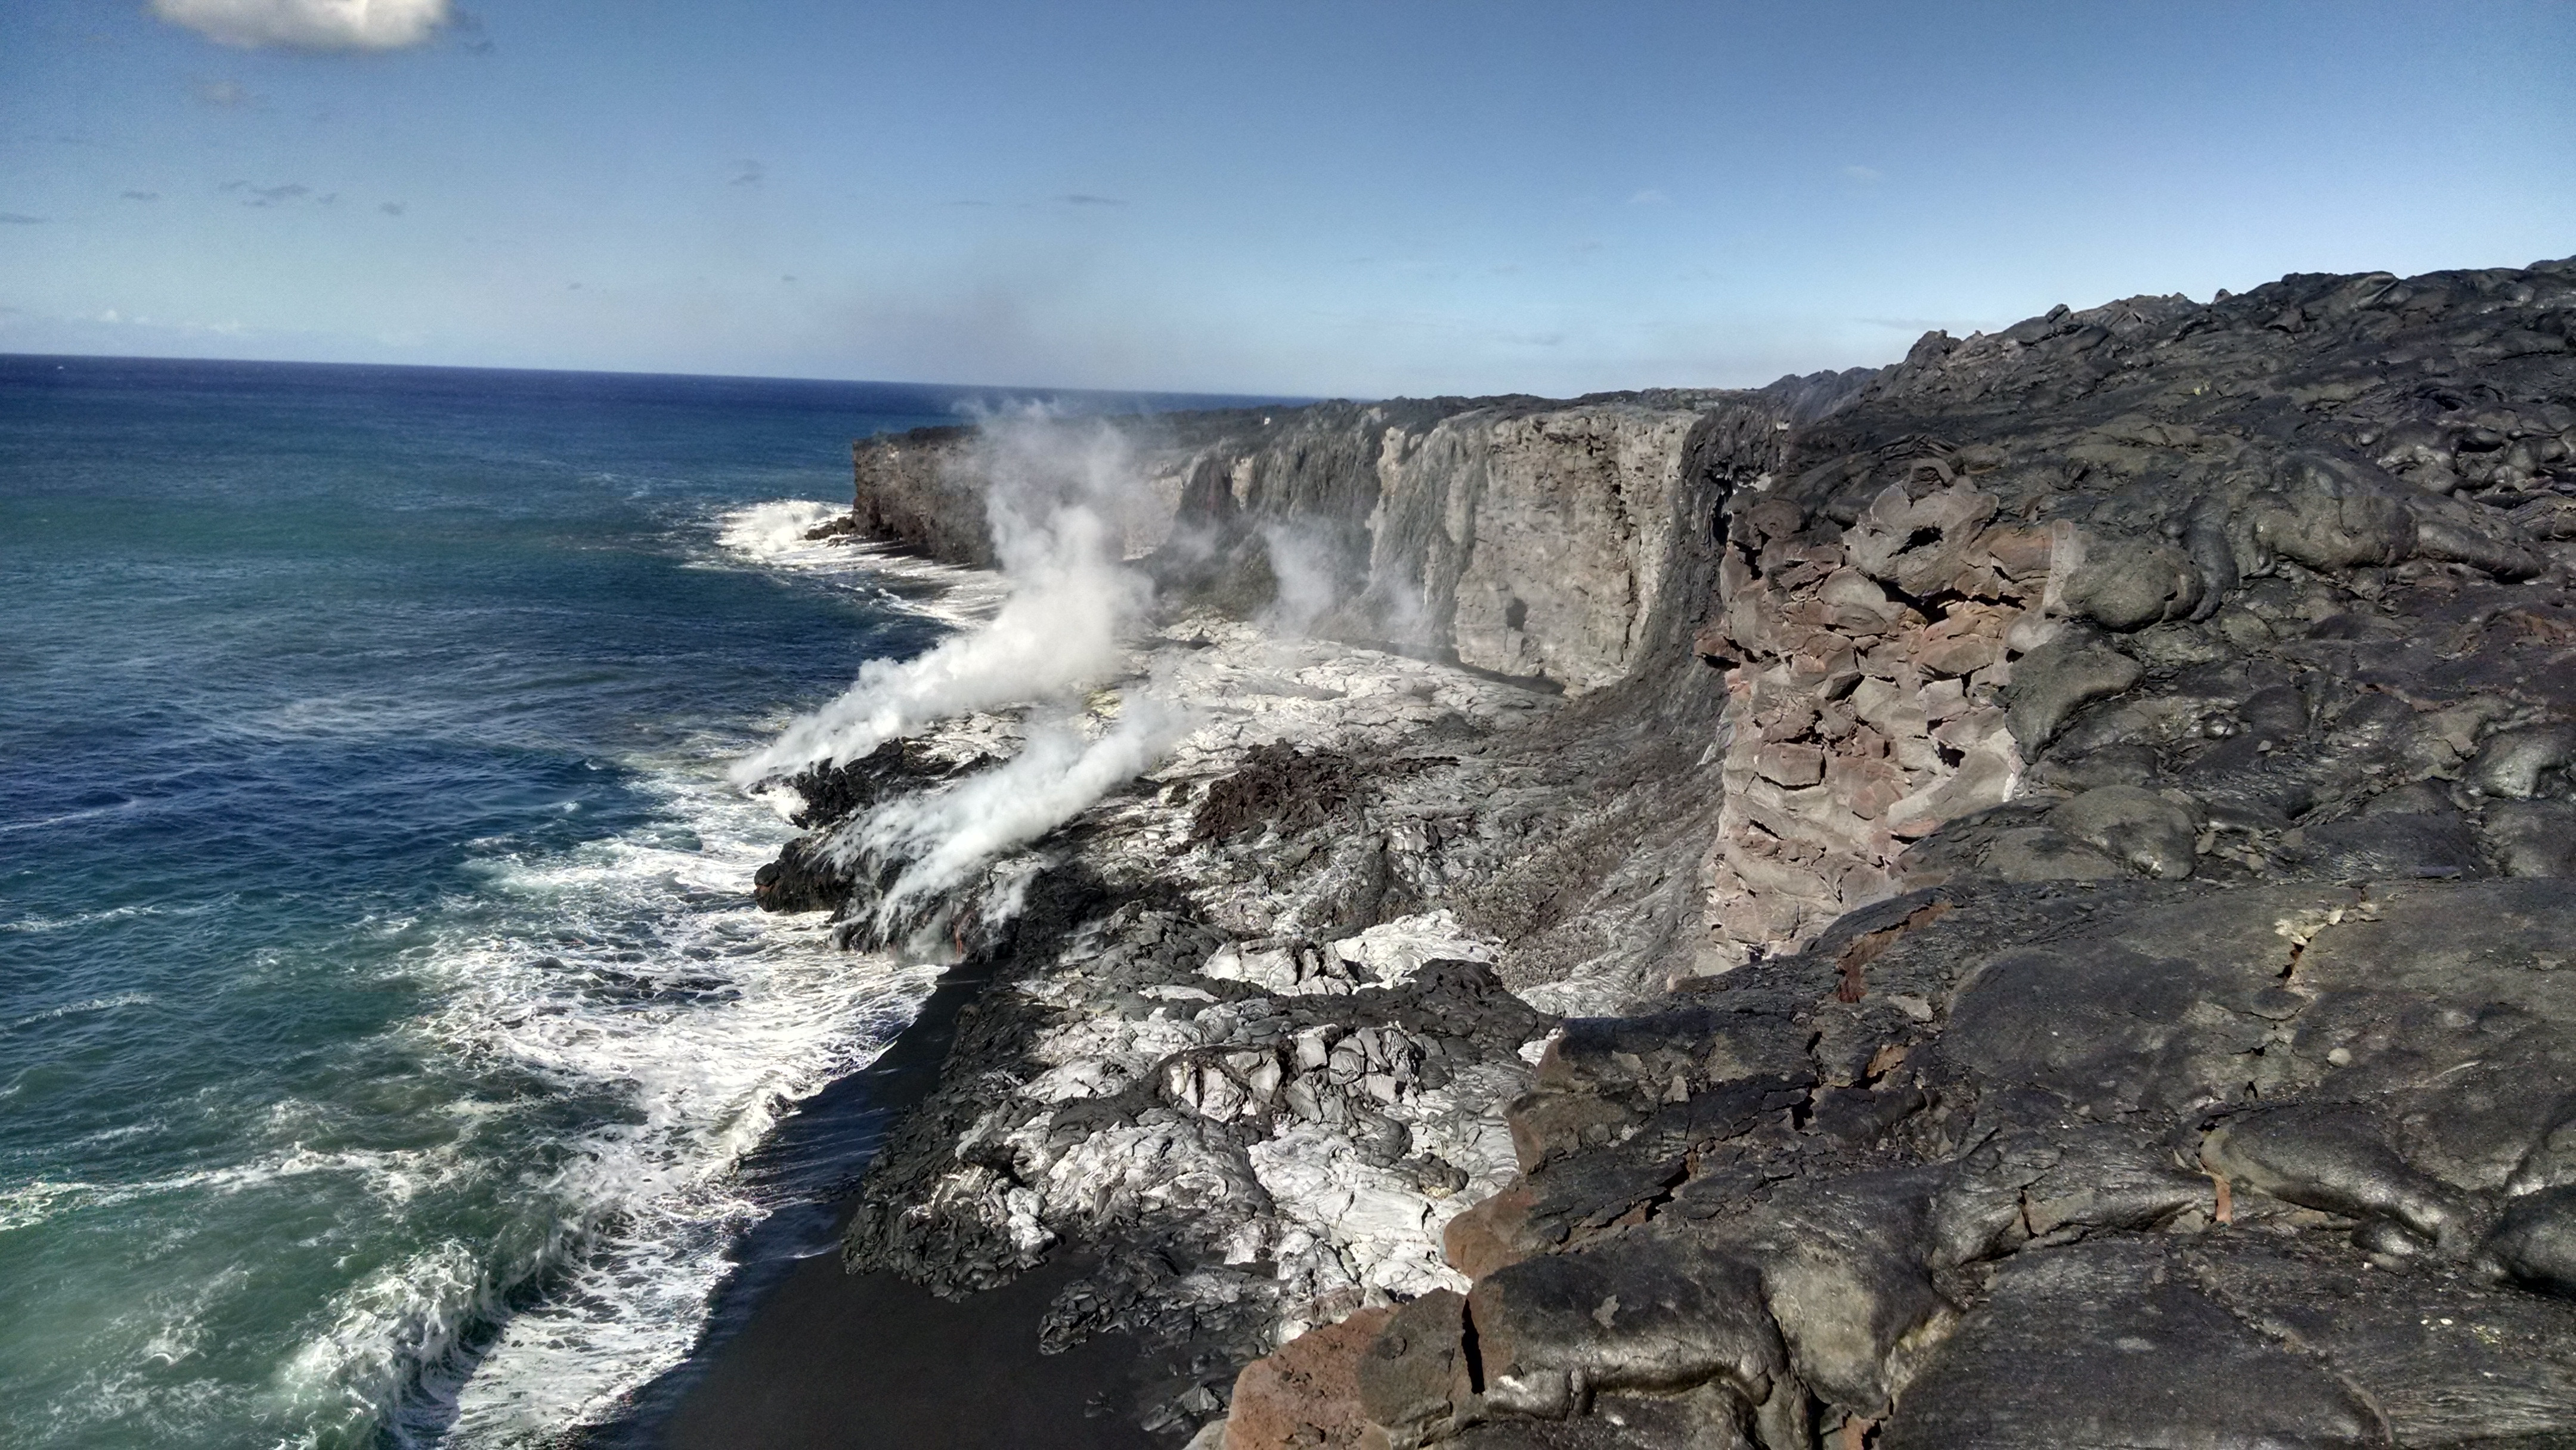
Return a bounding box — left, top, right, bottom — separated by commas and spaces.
1628, 188, 1670, 205
1843, 164, 1885, 184
151, 0, 450, 52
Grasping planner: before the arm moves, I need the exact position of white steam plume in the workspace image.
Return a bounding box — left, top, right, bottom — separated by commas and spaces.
732, 411, 1153, 785
735, 413, 1221, 935
151, 0, 450, 51
1256, 522, 1345, 638
841, 693, 1190, 930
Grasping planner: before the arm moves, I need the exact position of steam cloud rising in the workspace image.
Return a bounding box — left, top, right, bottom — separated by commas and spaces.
152, 0, 450, 51
837, 692, 1188, 930
1255, 522, 1344, 639
732, 414, 1154, 783
739, 411, 1186, 930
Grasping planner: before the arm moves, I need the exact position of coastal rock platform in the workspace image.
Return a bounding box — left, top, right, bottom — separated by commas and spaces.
705, 255, 2576, 1448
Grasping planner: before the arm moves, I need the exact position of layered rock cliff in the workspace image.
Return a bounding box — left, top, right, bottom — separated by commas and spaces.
765, 255, 2576, 1448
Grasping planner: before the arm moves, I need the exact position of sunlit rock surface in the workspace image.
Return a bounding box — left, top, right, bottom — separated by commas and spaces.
763, 255, 2576, 1445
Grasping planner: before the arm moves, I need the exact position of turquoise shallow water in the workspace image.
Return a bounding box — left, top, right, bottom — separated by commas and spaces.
0, 357, 1256, 1448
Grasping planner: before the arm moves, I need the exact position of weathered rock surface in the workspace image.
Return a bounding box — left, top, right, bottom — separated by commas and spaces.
1220, 1303, 1392, 1450
847, 424, 999, 566
756, 255, 2576, 1445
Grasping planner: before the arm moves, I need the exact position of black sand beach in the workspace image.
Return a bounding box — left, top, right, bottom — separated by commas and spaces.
658, 1254, 1150, 1450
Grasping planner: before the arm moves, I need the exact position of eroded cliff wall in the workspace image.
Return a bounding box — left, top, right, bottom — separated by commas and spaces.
848, 388, 1831, 701
801, 256, 2576, 1449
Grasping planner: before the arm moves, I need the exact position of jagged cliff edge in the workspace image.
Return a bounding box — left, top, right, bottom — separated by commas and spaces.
759, 257, 2576, 1448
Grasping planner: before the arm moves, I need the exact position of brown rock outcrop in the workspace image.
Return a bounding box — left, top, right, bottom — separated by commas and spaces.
1224, 1306, 1395, 1450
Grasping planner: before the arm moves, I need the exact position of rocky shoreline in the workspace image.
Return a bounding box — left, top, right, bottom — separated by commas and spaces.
727, 256, 2576, 1448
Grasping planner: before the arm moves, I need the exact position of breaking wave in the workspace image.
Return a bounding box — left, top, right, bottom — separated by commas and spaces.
711, 498, 1007, 628
410, 763, 940, 1442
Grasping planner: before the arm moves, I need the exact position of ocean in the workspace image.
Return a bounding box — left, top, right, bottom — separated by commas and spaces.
0, 355, 1264, 1448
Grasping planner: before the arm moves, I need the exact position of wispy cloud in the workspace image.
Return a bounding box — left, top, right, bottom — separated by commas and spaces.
152, 0, 450, 52
221, 180, 312, 207
1060, 193, 1126, 207
122, 191, 162, 202
729, 160, 764, 187
0, 213, 47, 225
1627, 188, 1670, 205
379, 201, 404, 216
1842, 164, 1885, 184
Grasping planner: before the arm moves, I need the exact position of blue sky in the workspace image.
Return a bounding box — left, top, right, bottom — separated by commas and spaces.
3, 1, 2571, 396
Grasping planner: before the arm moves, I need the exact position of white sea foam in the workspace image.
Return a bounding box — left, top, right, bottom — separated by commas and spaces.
713, 497, 843, 562
47, 1267, 257, 1446
0, 799, 147, 838
0, 1142, 470, 1230
240, 692, 460, 742
279, 1241, 491, 1444
385, 758, 942, 1443
247, 500, 1034, 1443
0, 736, 950, 1443
711, 498, 1008, 628
0, 906, 160, 936
0, 989, 157, 1027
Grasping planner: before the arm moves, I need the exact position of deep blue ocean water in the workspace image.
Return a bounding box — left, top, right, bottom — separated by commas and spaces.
0, 356, 1264, 1448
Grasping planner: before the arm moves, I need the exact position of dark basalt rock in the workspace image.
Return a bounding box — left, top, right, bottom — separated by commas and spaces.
748, 738, 992, 914
849, 424, 995, 566
2001, 634, 2141, 751
1880, 1242, 2385, 1450
786, 254, 2576, 1448
1352, 256, 2576, 1450
1190, 743, 1361, 842
748, 837, 849, 913
1353, 880, 2576, 1445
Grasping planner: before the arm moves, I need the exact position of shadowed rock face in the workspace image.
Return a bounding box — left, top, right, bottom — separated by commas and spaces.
846, 424, 996, 566
779, 256, 2576, 1446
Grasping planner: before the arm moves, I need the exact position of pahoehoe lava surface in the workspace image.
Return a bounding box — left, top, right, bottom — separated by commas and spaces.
723, 257, 2576, 1448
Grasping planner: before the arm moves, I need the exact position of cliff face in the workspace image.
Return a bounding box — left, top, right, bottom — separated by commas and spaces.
850, 389, 1832, 699
844, 423, 999, 565
794, 257, 2576, 1449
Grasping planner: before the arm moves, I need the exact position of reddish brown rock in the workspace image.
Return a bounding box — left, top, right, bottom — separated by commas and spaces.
1355, 1291, 1475, 1450
1441, 1178, 1541, 1281
1754, 741, 1827, 787
1917, 630, 2003, 678
1224, 1306, 1397, 1450
1979, 523, 2056, 583
1825, 749, 1910, 821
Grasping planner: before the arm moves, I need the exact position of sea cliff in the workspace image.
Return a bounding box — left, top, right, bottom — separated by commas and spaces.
746, 256, 2576, 1448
